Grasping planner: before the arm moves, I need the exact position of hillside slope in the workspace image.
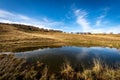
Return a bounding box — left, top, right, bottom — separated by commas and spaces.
0, 23, 64, 52
0, 23, 62, 40
0, 23, 120, 52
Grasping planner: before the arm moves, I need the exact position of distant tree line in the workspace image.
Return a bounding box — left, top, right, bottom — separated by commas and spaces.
0, 23, 63, 33
0, 23, 119, 34
69, 32, 119, 35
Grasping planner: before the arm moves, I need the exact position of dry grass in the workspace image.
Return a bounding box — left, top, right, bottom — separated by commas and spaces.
0, 23, 120, 52
0, 54, 120, 80
61, 60, 120, 80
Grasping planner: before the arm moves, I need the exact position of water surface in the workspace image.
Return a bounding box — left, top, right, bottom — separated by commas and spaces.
15, 46, 120, 72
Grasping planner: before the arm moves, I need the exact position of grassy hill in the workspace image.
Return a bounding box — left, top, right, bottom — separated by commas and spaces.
0, 23, 120, 52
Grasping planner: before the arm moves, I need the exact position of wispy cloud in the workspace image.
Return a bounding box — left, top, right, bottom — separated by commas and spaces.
95, 15, 105, 26
75, 9, 91, 32
0, 9, 120, 33
74, 8, 120, 33
95, 7, 109, 27
0, 9, 64, 30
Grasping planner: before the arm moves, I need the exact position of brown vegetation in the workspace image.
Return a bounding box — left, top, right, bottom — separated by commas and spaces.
0, 54, 120, 80
0, 23, 120, 52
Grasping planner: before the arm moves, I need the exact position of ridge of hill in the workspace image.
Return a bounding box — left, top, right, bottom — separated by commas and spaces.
0, 23, 64, 52
0, 23, 62, 33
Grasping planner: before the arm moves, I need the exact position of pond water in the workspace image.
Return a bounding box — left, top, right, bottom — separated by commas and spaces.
15, 46, 120, 73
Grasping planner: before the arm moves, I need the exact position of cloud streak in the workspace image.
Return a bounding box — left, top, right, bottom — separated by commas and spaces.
0, 9, 120, 33
74, 9, 120, 33
75, 9, 91, 32
0, 9, 64, 30
95, 15, 105, 26
95, 7, 109, 27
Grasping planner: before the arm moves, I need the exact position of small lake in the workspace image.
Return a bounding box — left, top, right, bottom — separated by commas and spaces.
15, 46, 120, 73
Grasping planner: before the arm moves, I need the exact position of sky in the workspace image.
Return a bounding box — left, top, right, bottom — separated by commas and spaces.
0, 0, 120, 33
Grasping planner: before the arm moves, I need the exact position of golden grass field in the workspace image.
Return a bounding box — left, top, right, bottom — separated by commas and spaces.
0, 23, 120, 52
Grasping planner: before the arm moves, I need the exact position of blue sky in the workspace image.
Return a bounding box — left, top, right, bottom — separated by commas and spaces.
0, 0, 120, 33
